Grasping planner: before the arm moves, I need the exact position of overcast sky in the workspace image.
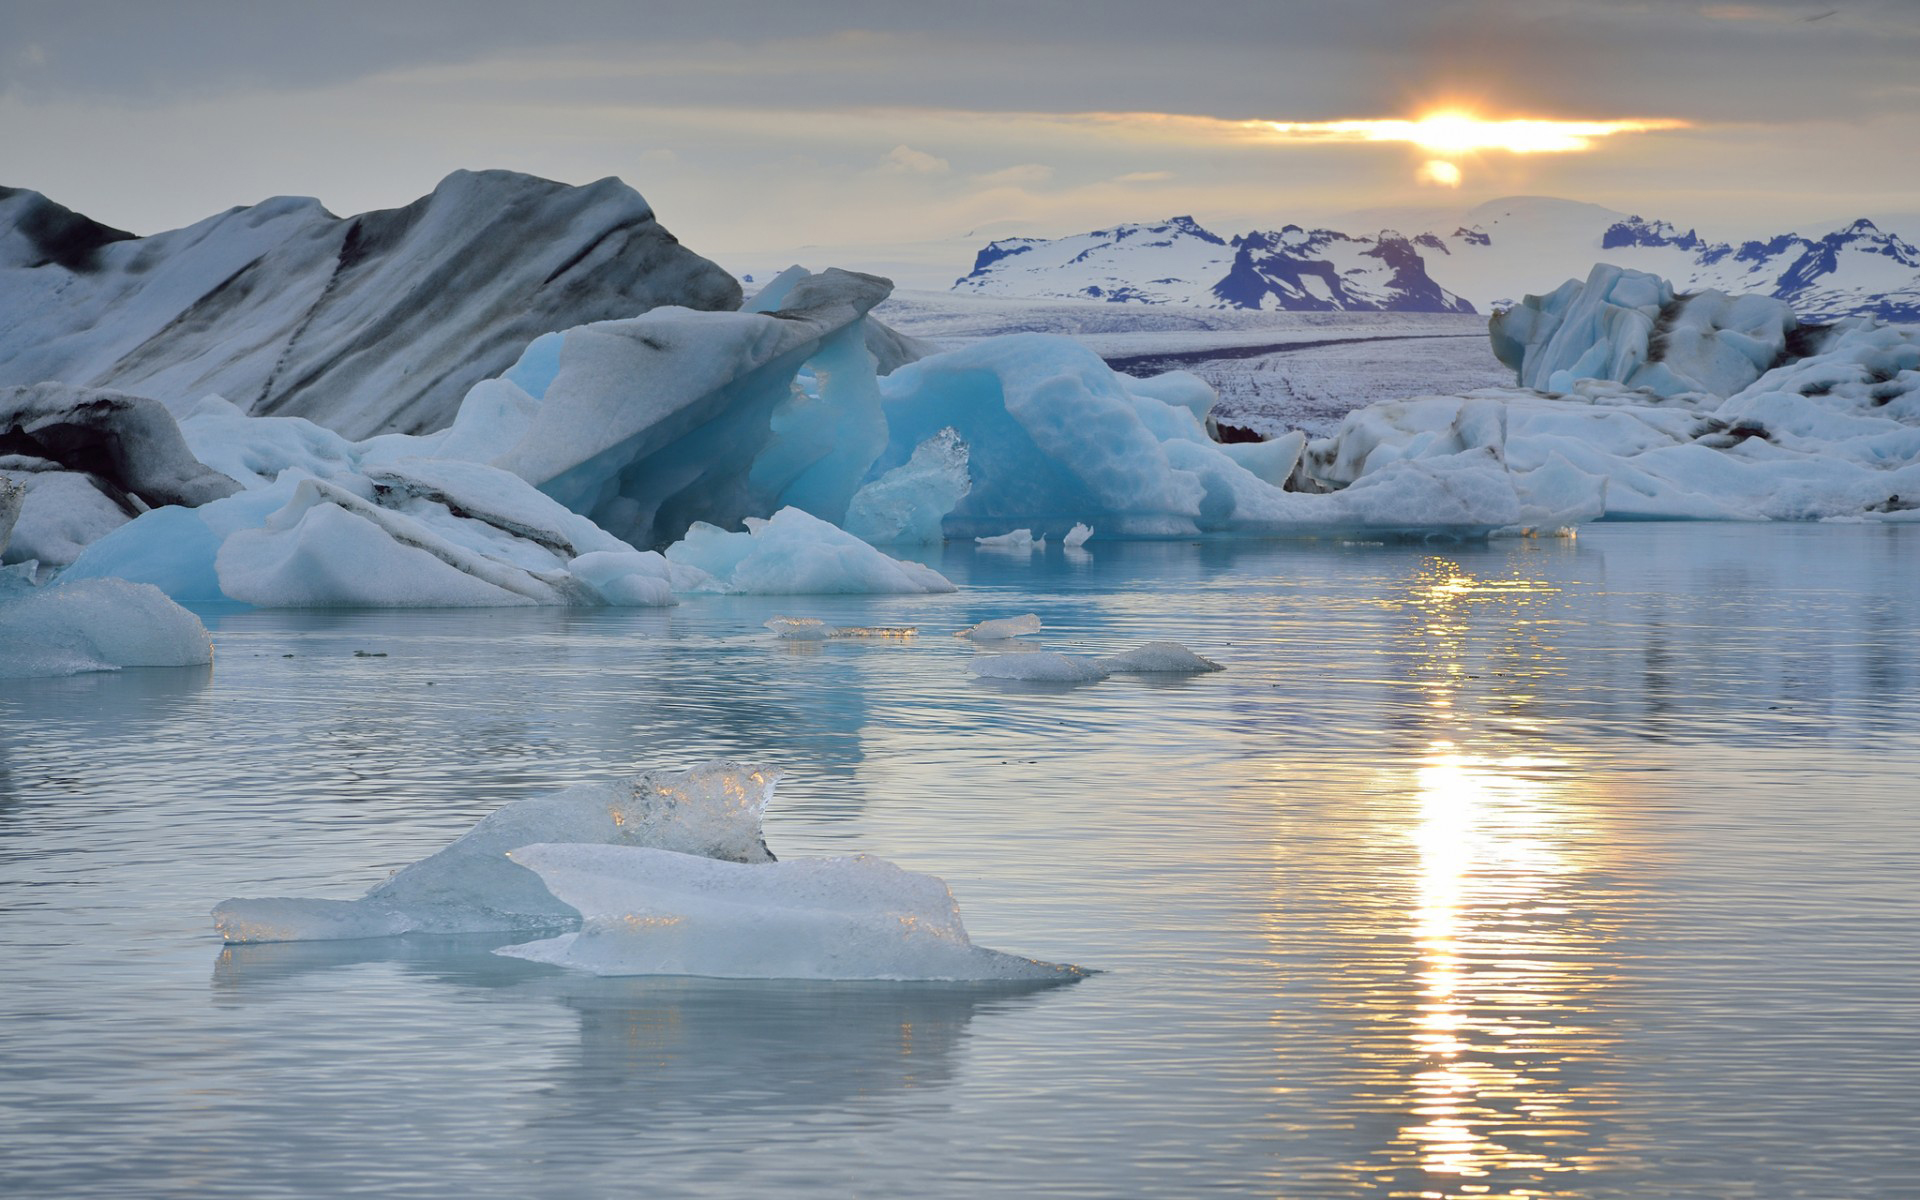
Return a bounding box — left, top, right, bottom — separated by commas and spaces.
4, 0, 1917, 268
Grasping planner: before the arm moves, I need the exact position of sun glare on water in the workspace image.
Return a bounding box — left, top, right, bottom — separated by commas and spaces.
1261, 110, 1690, 186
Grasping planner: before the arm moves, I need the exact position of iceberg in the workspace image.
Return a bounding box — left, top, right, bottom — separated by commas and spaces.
841, 427, 971, 545
1063, 522, 1094, 548
213, 761, 779, 942
0, 572, 212, 678
496, 844, 1076, 981
1298, 269, 1920, 522
665, 507, 954, 595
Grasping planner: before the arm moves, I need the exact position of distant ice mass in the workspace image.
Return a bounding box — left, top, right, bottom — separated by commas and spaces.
1288, 263, 1920, 523
497, 844, 1077, 982
213, 761, 779, 943
1064, 522, 1094, 547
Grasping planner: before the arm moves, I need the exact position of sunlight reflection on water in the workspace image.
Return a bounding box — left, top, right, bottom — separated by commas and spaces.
2, 525, 1917, 1198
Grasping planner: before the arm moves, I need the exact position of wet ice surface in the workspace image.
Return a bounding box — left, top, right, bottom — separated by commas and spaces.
3, 525, 1919, 1199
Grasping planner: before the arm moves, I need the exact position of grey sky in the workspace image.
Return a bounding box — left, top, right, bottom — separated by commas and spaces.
4, 1, 1916, 262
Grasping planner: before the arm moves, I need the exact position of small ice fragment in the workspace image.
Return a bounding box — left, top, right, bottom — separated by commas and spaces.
765, 616, 830, 640
974, 529, 1035, 551
968, 652, 1109, 684
1063, 522, 1093, 548
1093, 641, 1224, 674
826, 626, 917, 639
957, 613, 1042, 640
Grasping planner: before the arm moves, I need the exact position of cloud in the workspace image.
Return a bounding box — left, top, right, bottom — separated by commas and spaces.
1416, 160, 1462, 188
1115, 170, 1173, 183
877, 144, 950, 175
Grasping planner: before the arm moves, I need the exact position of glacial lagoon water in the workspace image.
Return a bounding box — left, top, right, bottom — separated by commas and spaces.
3, 524, 1917, 1199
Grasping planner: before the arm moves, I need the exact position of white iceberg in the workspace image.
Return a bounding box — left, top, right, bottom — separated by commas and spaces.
496, 844, 1076, 982
975, 528, 1039, 550
0, 571, 212, 678
1063, 522, 1094, 548
212, 761, 779, 942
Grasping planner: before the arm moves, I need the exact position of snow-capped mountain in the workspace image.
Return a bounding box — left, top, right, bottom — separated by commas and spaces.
0, 171, 741, 438
956, 198, 1920, 323
954, 217, 1473, 313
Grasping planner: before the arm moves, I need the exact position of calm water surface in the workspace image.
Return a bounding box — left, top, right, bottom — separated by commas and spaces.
2, 524, 1917, 1199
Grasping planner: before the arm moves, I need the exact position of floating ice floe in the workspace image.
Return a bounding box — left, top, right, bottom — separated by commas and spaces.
214, 760, 1074, 983
213, 761, 780, 942
1093, 641, 1224, 673
975, 528, 1040, 551
958, 613, 1043, 640
1063, 522, 1094, 548
0, 569, 212, 678
969, 640, 1224, 685
765, 616, 917, 640
497, 844, 1075, 981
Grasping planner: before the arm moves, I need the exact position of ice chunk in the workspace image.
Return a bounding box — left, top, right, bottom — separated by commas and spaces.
0, 476, 19, 553
491, 269, 895, 548
1093, 641, 1224, 673
1490, 264, 1796, 399
212, 761, 778, 942
495, 844, 1077, 982
975, 528, 1038, 551
968, 651, 1109, 684
1063, 522, 1093, 548
664, 506, 955, 594
0, 469, 135, 568
842, 427, 971, 545
957, 612, 1042, 640
0, 576, 212, 677
765, 616, 830, 640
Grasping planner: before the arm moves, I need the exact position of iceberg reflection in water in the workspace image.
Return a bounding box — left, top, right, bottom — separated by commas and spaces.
1, 527, 1916, 1198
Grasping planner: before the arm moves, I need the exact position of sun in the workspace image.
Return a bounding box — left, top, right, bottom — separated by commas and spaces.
1259, 109, 1690, 186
